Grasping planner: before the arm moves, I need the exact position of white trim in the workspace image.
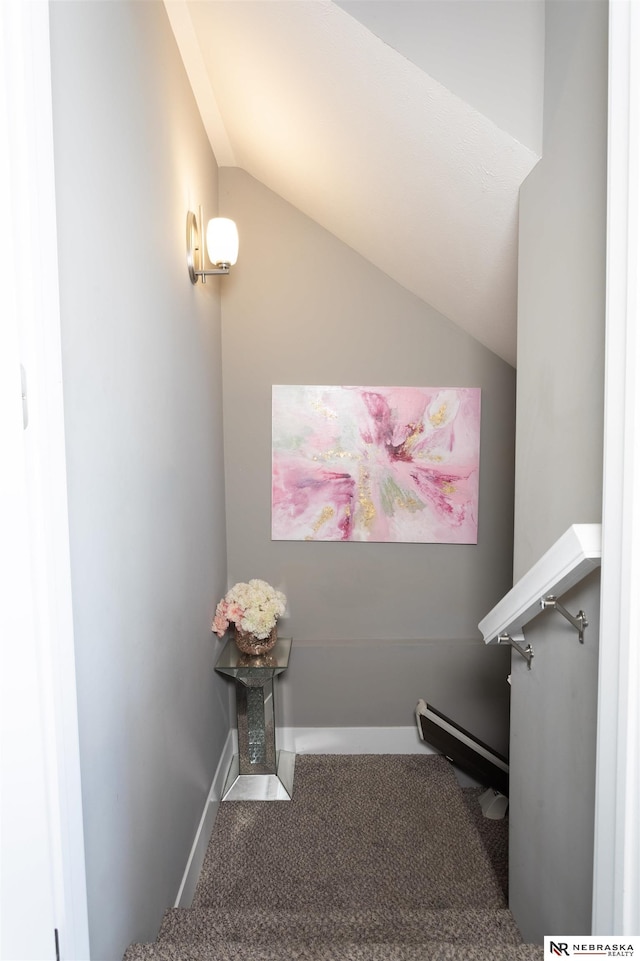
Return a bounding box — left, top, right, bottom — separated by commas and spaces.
0, 2, 90, 956
592, 0, 640, 936
478, 524, 601, 644
0, 7, 58, 942
277, 725, 424, 756
174, 732, 236, 908
279, 727, 481, 787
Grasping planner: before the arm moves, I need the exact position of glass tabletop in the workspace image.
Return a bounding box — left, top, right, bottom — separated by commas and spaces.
215, 636, 292, 678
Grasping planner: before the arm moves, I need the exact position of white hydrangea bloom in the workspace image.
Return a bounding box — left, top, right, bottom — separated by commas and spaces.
222, 579, 287, 639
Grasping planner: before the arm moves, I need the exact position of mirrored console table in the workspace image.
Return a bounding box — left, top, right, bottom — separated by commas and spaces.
215, 636, 294, 801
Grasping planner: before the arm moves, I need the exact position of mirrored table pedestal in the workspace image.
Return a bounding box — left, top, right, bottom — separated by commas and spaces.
215, 636, 294, 801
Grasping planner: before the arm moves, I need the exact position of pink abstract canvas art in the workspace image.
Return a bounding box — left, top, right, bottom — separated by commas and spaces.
271, 385, 481, 544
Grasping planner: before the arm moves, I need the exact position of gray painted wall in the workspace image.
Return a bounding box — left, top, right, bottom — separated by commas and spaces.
276, 638, 511, 755
49, 4, 230, 958
509, 573, 601, 940
514, 0, 607, 581
219, 168, 513, 753
510, 0, 608, 941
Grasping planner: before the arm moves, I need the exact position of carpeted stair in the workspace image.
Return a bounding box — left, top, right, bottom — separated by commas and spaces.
124, 755, 542, 961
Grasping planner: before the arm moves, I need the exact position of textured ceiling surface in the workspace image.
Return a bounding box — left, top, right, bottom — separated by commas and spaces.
166, 0, 543, 366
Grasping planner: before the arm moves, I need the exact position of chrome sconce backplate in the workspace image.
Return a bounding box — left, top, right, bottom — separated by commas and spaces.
186, 208, 232, 284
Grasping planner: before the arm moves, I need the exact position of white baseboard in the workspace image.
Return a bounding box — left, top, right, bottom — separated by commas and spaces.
277, 727, 481, 787
176, 724, 481, 906
174, 730, 235, 908
277, 725, 424, 755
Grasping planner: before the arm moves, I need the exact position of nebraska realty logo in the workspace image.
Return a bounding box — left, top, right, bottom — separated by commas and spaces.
545, 936, 638, 958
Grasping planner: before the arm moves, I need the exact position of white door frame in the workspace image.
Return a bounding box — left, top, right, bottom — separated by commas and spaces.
592, 0, 640, 936
0, 1, 90, 957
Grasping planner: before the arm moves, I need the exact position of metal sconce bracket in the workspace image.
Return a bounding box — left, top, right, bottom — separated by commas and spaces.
540, 595, 588, 644
498, 632, 534, 670
186, 209, 231, 284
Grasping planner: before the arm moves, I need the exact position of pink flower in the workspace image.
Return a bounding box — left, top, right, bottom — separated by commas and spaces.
212, 581, 287, 639
227, 603, 244, 623
212, 601, 229, 637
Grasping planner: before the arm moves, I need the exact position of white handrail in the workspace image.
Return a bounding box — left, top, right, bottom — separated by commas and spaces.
479, 524, 602, 644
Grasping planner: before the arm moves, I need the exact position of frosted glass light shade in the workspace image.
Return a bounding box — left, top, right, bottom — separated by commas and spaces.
206, 217, 239, 267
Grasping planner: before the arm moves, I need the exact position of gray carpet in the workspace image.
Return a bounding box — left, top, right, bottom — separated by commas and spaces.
124, 755, 540, 961
158, 907, 521, 945
462, 786, 509, 901
123, 942, 545, 961
193, 755, 504, 911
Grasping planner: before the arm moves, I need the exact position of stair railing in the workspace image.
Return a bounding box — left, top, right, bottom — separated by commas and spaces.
479, 524, 601, 670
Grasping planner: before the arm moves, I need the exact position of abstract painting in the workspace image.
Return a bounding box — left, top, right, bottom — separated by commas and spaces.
271, 385, 481, 543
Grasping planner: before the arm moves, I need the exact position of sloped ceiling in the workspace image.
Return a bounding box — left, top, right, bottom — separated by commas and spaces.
165, 0, 544, 366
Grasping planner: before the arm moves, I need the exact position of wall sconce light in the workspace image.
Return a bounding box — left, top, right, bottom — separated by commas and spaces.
186, 206, 239, 284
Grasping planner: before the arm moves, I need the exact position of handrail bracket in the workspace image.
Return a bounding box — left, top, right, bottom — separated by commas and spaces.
498, 632, 534, 670
540, 594, 588, 643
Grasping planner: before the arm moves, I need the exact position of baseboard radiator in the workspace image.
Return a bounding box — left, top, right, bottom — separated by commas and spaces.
415, 699, 509, 796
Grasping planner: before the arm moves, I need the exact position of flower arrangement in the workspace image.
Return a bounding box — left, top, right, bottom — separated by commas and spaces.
212, 579, 287, 641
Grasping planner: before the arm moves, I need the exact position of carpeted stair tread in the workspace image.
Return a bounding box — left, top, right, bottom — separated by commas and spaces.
193, 755, 506, 912
122, 755, 525, 961
123, 939, 544, 961
157, 906, 523, 946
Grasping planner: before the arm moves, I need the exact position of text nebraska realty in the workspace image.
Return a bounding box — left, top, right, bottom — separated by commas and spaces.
552, 944, 633, 957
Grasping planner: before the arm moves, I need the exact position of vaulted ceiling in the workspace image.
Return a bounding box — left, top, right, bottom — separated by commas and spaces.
164, 0, 545, 366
